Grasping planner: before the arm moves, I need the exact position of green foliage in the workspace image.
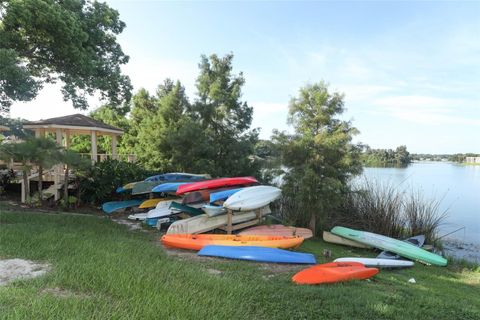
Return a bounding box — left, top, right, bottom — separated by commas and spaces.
78, 159, 152, 205
274, 82, 363, 234
361, 145, 411, 167
0, 116, 32, 139
0, 168, 15, 195
0, 0, 132, 112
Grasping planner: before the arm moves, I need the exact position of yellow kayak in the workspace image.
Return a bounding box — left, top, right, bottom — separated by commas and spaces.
139, 198, 176, 209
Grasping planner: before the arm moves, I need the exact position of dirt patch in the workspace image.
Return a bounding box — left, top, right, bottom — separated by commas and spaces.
0, 258, 50, 286
40, 287, 90, 299
111, 218, 147, 232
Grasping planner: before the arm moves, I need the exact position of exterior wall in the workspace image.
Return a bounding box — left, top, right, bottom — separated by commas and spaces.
465, 157, 480, 163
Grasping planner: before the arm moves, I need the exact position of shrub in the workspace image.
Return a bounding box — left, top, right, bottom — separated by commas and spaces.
78, 159, 153, 205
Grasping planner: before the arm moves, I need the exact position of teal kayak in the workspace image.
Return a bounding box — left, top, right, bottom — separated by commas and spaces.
102, 199, 143, 214
331, 226, 447, 266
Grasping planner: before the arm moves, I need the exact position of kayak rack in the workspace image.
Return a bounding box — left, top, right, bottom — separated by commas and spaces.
218, 209, 263, 234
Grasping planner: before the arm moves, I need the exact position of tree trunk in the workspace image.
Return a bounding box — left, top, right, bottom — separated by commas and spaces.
309, 213, 317, 236
64, 165, 69, 203
22, 169, 29, 202
38, 165, 43, 202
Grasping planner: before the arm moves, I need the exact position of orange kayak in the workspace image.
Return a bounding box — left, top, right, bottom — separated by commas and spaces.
239, 225, 313, 239
161, 234, 304, 251
292, 262, 379, 285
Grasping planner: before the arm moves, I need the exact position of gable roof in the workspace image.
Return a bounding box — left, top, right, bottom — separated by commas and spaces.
23, 114, 123, 134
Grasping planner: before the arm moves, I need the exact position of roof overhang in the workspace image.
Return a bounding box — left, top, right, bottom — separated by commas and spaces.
0, 125, 9, 132
22, 124, 123, 135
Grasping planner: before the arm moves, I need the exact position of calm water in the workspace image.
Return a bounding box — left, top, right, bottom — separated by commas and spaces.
362, 162, 480, 244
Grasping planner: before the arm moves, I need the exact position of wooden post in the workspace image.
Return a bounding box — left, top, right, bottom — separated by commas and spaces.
90, 130, 97, 163
111, 135, 118, 160
226, 209, 233, 234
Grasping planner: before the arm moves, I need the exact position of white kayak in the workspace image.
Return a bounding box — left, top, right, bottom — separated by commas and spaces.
127, 213, 147, 221
223, 186, 281, 211
202, 205, 227, 217
147, 200, 177, 219
334, 257, 414, 268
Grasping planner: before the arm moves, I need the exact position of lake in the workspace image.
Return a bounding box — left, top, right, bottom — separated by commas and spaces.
362, 162, 480, 245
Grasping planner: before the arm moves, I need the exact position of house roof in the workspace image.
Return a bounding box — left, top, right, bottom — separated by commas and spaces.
0, 125, 9, 132
23, 114, 123, 135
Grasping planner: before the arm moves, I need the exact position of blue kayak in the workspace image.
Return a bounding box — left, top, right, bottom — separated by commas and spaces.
145, 173, 208, 182
102, 199, 143, 214
198, 245, 316, 264
152, 182, 190, 193
209, 188, 243, 204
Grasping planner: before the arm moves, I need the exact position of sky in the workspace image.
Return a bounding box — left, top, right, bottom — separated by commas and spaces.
8, 1, 480, 153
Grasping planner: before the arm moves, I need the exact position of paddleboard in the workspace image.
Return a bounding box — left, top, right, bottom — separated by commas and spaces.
322, 231, 371, 249
239, 225, 313, 239
377, 235, 425, 260
176, 177, 258, 195
198, 245, 316, 264
331, 226, 447, 266
166, 206, 271, 234
101, 199, 143, 214
334, 257, 414, 268
223, 186, 281, 211
161, 234, 304, 251
292, 262, 379, 285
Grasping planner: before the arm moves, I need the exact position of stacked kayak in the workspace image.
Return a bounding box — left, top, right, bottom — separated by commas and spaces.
102, 199, 144, 214
239, 225, 313, 239
161, 234, 304, 251
176, 177, 258, 195
292, 262, 379, 285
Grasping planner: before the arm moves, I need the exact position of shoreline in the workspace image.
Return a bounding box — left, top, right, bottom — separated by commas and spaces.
442, 238, 480, 265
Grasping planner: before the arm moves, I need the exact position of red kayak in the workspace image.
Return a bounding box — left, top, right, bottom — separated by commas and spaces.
176, 177, 258, 195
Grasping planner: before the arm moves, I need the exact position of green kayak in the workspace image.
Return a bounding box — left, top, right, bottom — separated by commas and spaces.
331, 226, 447, 266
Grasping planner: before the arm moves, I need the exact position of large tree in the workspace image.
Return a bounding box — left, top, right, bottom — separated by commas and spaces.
0, 0, 132, 112
275, 82, 363, 235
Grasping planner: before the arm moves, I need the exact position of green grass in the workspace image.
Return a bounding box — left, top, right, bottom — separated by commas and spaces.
0, 211, 479, 320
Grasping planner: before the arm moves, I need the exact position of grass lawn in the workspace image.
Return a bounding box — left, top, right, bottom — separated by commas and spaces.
0, 210, 479, 320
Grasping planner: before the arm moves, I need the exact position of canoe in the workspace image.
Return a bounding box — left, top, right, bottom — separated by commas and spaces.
239, 225, 313, 239
132, 181, 164, 195
292, 262, 379, 285
182, 190, 211, 205
166, 206, 271, 234
161, 234, 304, 251
322, 231, 371, 249
198, 245, 316, 264
176, 177, 258, 195
101, 199, 143, 214
331, 226, 447, 266
334, 257, 414, 268
127, 213, 147, 221
209, 188, 243, 204
139, 198, 175, 209
377, 235, 425, 260
145, 173, 209, 182
202, 205, 227, 217
152, 182, 190, 193
223, 186, 281, 211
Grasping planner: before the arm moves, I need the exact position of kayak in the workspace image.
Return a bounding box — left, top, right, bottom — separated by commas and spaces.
377, 235, 425, 260
223, 186, 281, 211
334, 258, 414, 268
239, 225, 313, 239
176, 177, 258, 195
101, 199, 143, 214
292, 262, 379, 285
209, 188, 243, 204
166, 206, 272, 234
139, 198, 175, 209
161, 234, 304, 251
127, 213, 147, 221
145, 173, 209, 182
322, 231, 371, 249
202, 205, 227, 217
331, 226, 447, 266
198, 245, 316, 264
152, 182, 190, 193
